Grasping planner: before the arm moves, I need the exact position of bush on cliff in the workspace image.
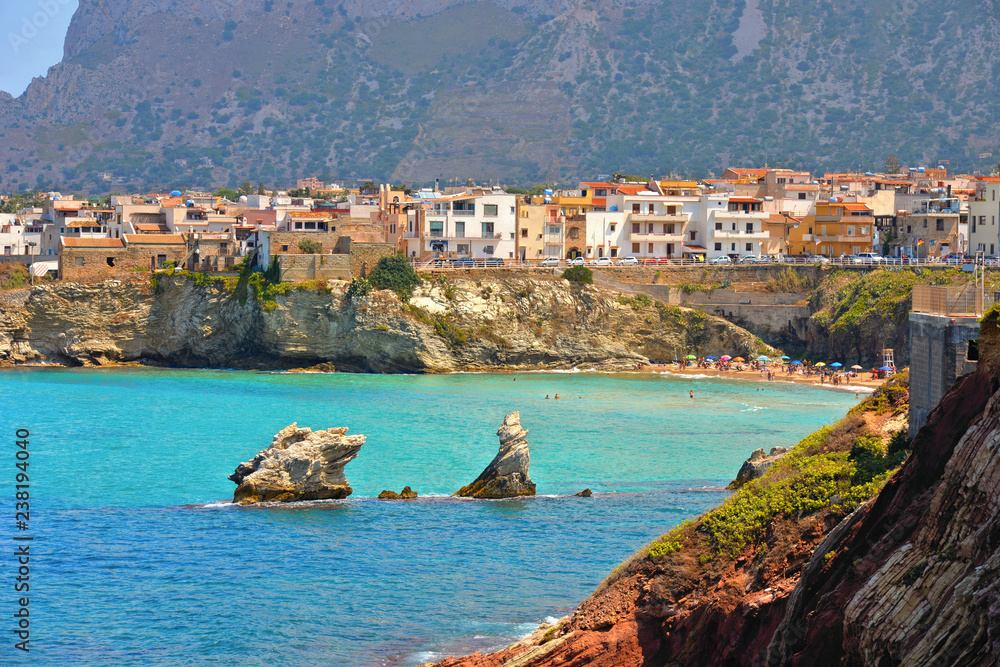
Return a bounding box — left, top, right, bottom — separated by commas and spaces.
562, 266, 593, 284
368, 255, 421, 301
345, 277, 372, 300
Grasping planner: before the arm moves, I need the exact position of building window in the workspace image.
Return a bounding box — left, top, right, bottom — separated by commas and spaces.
481, 222, 494, 236
648, 204, 654, 214
430, 221, 444, 237
936, 219, 944, 231
689, 231, 696, 241
730, 243, 736, 251
609, 224, 616, 232
483, 245, 494, 255
75, 257, 84, 266
799, 193, 806, 200
455, 221, 465, 237
483, 204, 498, 216
457, 244, 469, 254
746, 243, 753, 251
281, 245, 288, 252
632, 223, 640, 233
632, 242, 640, 253
520, 228, 528, 238
667, 224, 675, 234
715, 222, 722, 230
648, 243, 653, 253
714, 242, 722, 251
610, 247, 618, 257
907, 226, 911, 233
569, 228, 579, 239
745, 222, 753, 233
632, 203, 640, 213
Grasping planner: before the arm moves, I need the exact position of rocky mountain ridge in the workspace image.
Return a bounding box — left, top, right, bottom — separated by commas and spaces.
2, 0, 999, 191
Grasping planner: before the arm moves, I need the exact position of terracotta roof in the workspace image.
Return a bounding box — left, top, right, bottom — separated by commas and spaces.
580, 182, 615, 188
766, 213, 800, 223
287, 211, 331, 218
134, 223, 171, 233
124, 234, 185, 245
53, 200, 86, 211
65, 220, 103, 228
978, 176, 1000, 182
61, 237, 124, 248
683, 245, 707, 251
728, 168, 768, 176
615, 185, 648, 195
843, 203, 872, 212
730, 197, 763, 203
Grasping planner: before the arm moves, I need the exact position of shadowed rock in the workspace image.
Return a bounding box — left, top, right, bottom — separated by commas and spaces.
575, 488, 593, 497
378, 486, 418, 500
229, 423, 364, 504
455, 412, 536, 498
728, 446, 788, 489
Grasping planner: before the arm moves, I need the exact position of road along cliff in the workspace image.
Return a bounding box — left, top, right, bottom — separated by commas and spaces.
0, 272, 777, 372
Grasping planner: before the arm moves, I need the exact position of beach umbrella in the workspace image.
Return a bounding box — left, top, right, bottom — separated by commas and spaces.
879, 366, 893, 371
780, 355, 790, 360
733, 356, 745, 362
721, 355, 732, 361
706, 356, 717, 360
757, 355, 770, 361
830, 362, 843, 368
851, 365, 863, 370
685, 354, 697, 360
815, 362, 826, 367
791, 360, 802, 365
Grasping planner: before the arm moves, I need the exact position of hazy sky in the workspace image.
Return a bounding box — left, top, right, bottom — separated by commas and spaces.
0, 0, 79, 96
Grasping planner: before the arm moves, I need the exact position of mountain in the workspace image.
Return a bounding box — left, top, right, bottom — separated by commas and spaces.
2, 0, 1000, 192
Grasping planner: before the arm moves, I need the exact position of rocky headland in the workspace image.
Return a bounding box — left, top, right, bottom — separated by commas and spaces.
229, 423, 365, 504
455, 412, 535, 499
431, 319, 1000, 665
0, 272, 777, 372
728, 446, 788, 489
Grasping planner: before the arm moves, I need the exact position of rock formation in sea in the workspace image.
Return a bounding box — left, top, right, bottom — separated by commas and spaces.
432, 322, 1000, 665
728, 446, 788, 489
574, 488, 592, 497
377, 486, 418, 499
229, 423, 364, 504
455, 412, 535, 499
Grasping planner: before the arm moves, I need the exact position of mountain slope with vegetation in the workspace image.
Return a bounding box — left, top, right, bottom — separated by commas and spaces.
2, 0, 1000, 191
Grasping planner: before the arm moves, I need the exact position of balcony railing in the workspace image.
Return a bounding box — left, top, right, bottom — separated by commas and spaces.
627, 213, 687, 222
451, 209, 475, 216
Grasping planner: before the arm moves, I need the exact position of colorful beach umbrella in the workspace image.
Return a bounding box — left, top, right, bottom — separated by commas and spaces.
757, 355, 770, 361
780, 355, 790, 360
733, 357, 745, 362
721, 355, 732, 361
791, 360, 803, 365
830, 362, 843, 368
851, 365, 863, 370
706, 356, 717, 360
815, 362, 826, 367
879, 366, 893, 371
685, 354, 697, 360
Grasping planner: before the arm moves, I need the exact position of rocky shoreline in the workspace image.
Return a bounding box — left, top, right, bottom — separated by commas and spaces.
0, 274, 778, 373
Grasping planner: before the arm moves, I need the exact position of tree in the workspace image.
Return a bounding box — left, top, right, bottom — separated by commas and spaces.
368, 255, 421, 301
256, 182, 267, 195
215, 187, 239, 201
298, 239, 322, 254
883, 153, 901, 174
562, 266, 593, 284
238, 179, 254, 196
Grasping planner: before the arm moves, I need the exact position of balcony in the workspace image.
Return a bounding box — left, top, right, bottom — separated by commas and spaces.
627, 213, 687, 223
711, 230, 769, 239
629, 230, 685, 240
544, 233, 564, 243
816, 234, 872, 243
816, 215, 875, 223
451, 209, 475, 216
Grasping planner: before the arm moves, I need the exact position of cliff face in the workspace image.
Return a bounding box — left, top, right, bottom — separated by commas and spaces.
0, 273, 775, 370
434, 316, 1000, 666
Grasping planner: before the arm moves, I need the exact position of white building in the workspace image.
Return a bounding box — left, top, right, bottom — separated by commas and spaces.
606, 190, 700, 260
406, 192, 518, 260
702, 195, 771, 260
968, 177, 1000, 257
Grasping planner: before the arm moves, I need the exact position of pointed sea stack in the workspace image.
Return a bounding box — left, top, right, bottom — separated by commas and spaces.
455, 412, 536, 498
229, 423, 365, 504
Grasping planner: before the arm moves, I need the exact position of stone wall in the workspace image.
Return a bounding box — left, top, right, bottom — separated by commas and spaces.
60, 244, 189, 281
277, 254, 352, 281
346, 241, 396, 277
271, 231, 343, 255
908, 312, 980, 436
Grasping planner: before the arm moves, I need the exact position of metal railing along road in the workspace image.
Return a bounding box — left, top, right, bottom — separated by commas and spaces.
411, 255, 999, 270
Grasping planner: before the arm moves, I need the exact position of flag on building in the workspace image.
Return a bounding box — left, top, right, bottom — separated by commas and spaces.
917, 239, 926, 246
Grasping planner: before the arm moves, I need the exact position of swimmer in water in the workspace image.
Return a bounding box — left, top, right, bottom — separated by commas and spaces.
554, 394, 560, 399
690, 390, 694, 398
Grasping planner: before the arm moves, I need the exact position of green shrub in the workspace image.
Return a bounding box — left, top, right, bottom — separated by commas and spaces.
618, 293, 653, 310
345, 276, 372, 300
849, 433, 889, 485
887, 429, 911, 456
298, 238, 322, 254
368, 255, 421, 301
562, 266, 593, 284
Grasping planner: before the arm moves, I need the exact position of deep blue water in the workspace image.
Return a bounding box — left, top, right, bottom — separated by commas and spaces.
0, 368, 859, 665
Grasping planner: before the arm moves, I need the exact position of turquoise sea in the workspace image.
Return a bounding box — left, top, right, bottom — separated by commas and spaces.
0, 368, 859, 665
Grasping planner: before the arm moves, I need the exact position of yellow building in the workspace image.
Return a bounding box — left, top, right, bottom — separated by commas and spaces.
515, 197, 563, 262
787, 200, 874, 257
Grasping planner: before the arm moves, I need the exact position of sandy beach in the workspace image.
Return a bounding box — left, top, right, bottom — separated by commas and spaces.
638, 363, 890, 392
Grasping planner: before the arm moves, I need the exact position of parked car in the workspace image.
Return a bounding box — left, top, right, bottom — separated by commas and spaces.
483, 257, 505, 267
588, 257, 613, 266
615, 256, 639, 266
642, 256, 670, 265
739, 255, 759, 264
943, 252, 969, 265
842, 255, 864, 264
568, 256, 586, 266
709, 255, 732, 265
811, 255, 830, 264
538, 257, 560, 267
452, 257, 476, 268
856, 252, 884, 265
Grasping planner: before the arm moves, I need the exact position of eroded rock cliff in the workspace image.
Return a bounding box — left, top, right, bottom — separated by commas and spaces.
0, 272, 777, 371
455, 412, 535, 499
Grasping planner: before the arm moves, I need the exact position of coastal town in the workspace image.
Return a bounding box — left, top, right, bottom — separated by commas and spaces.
0, 164, 997, 283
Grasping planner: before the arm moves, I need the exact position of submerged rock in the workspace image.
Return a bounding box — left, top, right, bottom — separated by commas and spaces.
455, 412, 536, 499
229, 423, 364, 504
729, 446, 788, 489
575, 488, 593, 497
377, 486, 418, 500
